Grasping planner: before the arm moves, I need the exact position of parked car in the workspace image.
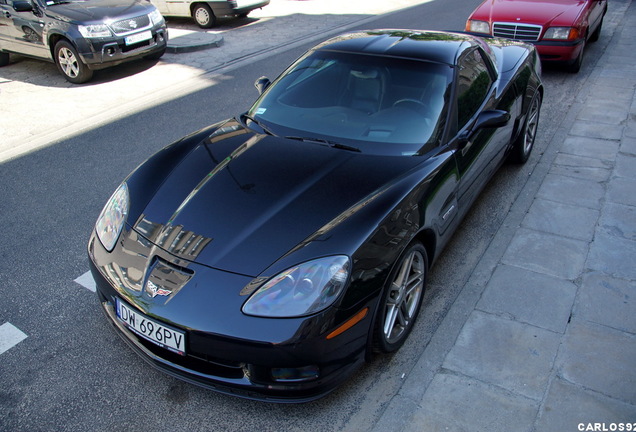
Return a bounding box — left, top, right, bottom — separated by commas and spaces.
466, 0, 607, 72
152, 0, 269, 28
0, 0, 168, 83
88, 29, 543, 402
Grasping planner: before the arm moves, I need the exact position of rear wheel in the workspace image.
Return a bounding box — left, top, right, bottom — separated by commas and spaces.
192, 4, 215, 28
54, 40, 93, 84
509, 90, 541, 164
373, 242, 427, 353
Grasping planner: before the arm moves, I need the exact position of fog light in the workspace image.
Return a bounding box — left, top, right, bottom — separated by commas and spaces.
271, 365, 319, 382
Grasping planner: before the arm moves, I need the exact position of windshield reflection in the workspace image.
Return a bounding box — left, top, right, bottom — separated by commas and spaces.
249, 50, 452, 156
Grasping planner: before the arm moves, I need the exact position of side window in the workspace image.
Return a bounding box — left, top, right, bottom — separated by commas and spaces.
456, 48, 493, 129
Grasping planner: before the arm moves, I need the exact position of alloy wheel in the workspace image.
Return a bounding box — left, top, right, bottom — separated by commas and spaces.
58, 47, 80, 79
522, 93, 541, 156
383, 248, 425, 344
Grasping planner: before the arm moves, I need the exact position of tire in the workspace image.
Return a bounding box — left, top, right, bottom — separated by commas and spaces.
54, 40, 93, 84
0, 51, 9, 67
509, 91, 541, 164
589, 17, 603, 42
567, 41, 585, 73
192, 4, 215, 28
373, 242, 428, 353
144, 47, 166, 61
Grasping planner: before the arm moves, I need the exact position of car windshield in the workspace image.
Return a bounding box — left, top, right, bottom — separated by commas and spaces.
248, 50, 453, 156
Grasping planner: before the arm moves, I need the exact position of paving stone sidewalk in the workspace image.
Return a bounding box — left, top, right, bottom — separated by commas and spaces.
374, 1, 636, 430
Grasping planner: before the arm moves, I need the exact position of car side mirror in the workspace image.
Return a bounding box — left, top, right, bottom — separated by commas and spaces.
13, 1, 34, 12
254, 76, 270, 95
458, 109, 510, 145
473, 109, 511, 130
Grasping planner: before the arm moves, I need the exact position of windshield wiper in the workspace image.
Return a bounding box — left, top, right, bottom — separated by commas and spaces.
240, 113, 275, 136
285, 136, 361, 153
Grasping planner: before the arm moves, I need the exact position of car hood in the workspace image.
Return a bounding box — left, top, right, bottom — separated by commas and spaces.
131, 121, 423, 277
44, 0, 152, 23
474, 0, 585, 27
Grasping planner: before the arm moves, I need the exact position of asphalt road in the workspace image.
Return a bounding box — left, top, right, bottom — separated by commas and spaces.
0, 0, 614, 430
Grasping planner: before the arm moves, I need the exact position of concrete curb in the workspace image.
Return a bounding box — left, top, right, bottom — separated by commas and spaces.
166, 30, 224, 53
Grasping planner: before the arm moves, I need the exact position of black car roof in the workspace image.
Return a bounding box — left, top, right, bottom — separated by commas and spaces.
312, 30, 478, 66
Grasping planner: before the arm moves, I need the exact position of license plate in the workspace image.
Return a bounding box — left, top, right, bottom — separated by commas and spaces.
125, 30, 152, 46
116, 298, 186, 355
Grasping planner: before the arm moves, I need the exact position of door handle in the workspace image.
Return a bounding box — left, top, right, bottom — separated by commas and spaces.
4, 11, 11, 18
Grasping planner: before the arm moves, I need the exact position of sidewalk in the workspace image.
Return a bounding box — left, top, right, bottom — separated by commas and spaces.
374, 1, 636, 430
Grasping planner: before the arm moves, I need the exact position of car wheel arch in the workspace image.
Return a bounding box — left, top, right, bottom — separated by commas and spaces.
369, 239, 429, 354
510, 82, 543, 144
412, 228, 436, 269
47, 33, 70, 58
361, 227, 435, 357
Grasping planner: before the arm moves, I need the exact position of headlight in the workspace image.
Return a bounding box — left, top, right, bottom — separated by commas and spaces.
95, 183, 129, 252
149, 9, 164, 26
78, 24, 111, 38
242, 256, 350, 318
467, 20, 490, 34
543, 27, 577, 40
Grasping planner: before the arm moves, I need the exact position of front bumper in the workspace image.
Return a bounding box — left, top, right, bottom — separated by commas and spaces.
534, 39, 585, 63
234, 0, 270, 15
77, 26, 168, 71
88, 229, 370, 402
212, 0, 270, 17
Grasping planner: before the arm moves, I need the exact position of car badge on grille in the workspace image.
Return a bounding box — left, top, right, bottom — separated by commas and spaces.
145, 280, 172, 297
129, 20, 138, 29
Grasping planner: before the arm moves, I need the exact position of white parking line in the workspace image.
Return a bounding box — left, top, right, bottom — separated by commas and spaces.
75, 271, 96, 292
0, 323, 28, 355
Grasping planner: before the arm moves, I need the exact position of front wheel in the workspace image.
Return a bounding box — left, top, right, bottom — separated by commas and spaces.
373, 242, 428, 353
509, 90, 541, 164
567, 41, 585, 73
54, 40, 93, 84
589, 17, 603, 42
144, 47, 166, 61
192, 4, 216, 28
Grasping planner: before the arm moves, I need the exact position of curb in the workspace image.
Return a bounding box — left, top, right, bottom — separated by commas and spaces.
166, 31, 224, 53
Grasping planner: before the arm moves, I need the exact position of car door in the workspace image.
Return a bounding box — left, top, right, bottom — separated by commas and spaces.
162, 0, 190, 16
450, 47, 509, 208
0, 0, 47, 58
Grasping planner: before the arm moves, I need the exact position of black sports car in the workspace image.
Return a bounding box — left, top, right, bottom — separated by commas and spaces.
88, 29, 542, 402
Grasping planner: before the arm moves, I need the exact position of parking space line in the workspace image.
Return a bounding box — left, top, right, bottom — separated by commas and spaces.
75, 271, 96, 292
0, 323, 28, 355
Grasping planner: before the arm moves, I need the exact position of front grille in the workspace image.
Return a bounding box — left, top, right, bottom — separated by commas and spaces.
110, 15, 151, 35
134, 330, 246, 379
493, 22, 542, 42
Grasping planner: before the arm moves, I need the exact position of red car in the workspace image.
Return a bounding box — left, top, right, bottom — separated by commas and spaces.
466, 0, 607, 72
